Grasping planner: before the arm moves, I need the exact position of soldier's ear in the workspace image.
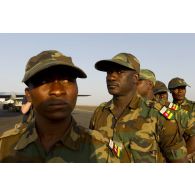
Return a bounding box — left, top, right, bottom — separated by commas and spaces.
133, 73, 139, 83
25, 88, 32, 102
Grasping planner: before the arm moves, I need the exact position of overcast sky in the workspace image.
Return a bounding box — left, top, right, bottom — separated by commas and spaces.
0, 33, 194, 105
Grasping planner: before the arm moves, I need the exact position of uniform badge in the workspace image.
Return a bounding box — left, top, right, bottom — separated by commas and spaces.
168, 103, 179, 111
160, 106, 174, 120
108, 139, 122, 158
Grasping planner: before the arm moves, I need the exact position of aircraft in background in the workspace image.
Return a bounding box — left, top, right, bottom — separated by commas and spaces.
0, 92, 91, 112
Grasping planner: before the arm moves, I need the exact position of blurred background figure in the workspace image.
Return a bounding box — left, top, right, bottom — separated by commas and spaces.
21, 88, 33, 124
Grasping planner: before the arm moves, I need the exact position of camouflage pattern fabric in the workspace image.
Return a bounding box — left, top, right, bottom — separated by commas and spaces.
168, 77, 190, 89
89, 94, 187, 163
0, 117, 93, 163
153, 80, 168, 95
173, 98, 195, 113
95, 53, 140, 73
139, 69, 156, 86
22, 50, 87, 84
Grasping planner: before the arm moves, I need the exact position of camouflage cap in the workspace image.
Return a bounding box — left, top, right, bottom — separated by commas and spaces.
22, 50, 87, 83
139, 69, 156, 86
153, 80, 168, 95
168, 77, 190, 90
95, 53, 140, 73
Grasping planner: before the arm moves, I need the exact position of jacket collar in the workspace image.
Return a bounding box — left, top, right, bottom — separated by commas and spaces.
14, 117, 81, 151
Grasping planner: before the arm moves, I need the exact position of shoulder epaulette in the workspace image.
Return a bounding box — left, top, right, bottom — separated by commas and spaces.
0, 124, 26, 139
146, 100, 174, 120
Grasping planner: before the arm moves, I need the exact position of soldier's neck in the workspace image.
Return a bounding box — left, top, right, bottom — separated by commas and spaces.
112, 90, 136, 114
35, 114, 72, 151
173, 99, 185, 105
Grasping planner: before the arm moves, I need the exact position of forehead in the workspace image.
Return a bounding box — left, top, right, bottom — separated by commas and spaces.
173, 86, 186, 90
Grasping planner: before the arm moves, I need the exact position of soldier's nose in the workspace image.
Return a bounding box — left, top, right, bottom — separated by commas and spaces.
49, 80, 66, 97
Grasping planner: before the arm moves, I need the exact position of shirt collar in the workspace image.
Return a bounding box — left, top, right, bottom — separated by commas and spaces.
104, 93, 140, 110
14, 117, 81, 151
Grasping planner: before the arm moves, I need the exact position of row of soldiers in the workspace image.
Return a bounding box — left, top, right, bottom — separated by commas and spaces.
0, 50, 194, 162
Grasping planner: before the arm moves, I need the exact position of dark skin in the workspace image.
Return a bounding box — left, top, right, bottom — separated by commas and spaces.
155, 92, 168, 103
170, 86, 186, 105
26, 66, 78, 152
106, 66, 139, 118
137, 79, 154, 100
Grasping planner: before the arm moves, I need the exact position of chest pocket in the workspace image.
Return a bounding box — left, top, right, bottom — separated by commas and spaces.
128, 136, 160, 163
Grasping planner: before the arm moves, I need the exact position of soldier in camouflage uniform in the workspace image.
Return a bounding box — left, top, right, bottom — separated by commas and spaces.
0, 50, 93, 163
168, 77, 195, 112
153, 80, 169, 103
137, 69, 156, 100
89, 53, 187, 163
168, 77, 195, 161
154, 79, 195, 159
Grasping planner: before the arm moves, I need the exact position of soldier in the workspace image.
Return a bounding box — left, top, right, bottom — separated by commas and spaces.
137, 69, 156, 100
168, 77, 195, 112
151, 79, 195, 162
89, 53, 187, 163
153, 80, 169, 103
0, 50, 93, 162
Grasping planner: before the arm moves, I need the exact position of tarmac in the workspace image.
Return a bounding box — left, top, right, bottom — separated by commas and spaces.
0, 105, 96, 132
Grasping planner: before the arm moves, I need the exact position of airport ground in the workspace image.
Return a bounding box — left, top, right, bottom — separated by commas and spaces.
0, 105, 96, 132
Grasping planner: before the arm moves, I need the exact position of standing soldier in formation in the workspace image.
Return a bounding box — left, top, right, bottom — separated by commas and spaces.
137, 69, 156, 101
89, 53, 187, 163
154, 80, 195, 162
153, 80, 169, 103
168, 77, 195, 112
0, 50, 93, 163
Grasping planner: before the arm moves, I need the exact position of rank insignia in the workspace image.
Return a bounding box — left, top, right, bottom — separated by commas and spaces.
168, 103, 179, 111
160, 106, 174, 120
108, 139, 121, 158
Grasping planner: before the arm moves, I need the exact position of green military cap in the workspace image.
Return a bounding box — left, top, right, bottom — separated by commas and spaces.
139, 69, 156, 85
95, 53, 140, 73
168, 77, 190, 90
22, 50, 87, 84
153, 80, 168, 95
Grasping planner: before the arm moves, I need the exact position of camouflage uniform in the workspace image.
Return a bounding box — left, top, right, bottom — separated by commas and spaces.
168, 77, 195, 113
0, 50, 93, 163
89, 53, 187, 163
89, 94, 187, 163
153, 80, 168, 96
0, 118, 92, 162
139, 69, 156, 86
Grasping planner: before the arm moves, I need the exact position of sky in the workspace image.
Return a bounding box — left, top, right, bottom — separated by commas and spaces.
0, 33, 195, 106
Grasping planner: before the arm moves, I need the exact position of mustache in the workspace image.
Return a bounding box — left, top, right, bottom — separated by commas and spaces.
107, 81, 120, 87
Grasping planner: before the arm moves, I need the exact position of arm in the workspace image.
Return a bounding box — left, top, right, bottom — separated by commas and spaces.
159, 118, 188, 163
21, 102, 32, 114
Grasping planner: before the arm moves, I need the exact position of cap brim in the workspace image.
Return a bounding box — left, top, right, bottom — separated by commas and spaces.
95, 59, 135, 72
22, 61, 87, 83
153, 89, 168, 95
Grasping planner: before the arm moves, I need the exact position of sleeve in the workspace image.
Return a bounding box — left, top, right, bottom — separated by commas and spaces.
158, 117, 187, 161
89, 105, 102, 130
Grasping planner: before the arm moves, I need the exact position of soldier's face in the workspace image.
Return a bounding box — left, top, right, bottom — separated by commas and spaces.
106, 66, 138, 96
171, 86, 186, 101
137, 79, 152, 97
155, 92, 168, 102
26, 67, 78, 121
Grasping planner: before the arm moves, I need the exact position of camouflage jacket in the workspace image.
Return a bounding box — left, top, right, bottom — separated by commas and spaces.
89, 94, 187, 163
148, 100, 195, 139
0, 117, 92, 163
173, 98, 195, 113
